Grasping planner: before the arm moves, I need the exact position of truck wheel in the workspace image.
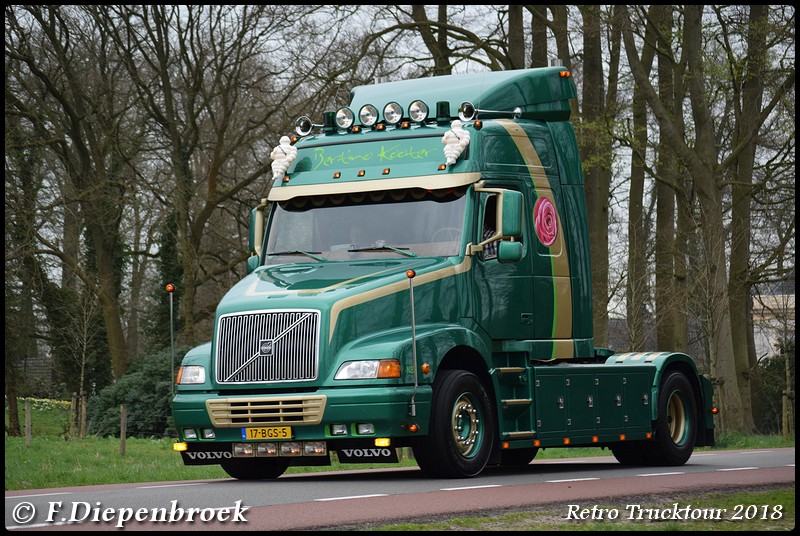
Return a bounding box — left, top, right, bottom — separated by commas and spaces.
648, 370, 697, 466
611, 442, 649, 465
413, 370, 496, 478
499, 447, 538, 466
220, 458, 290, 480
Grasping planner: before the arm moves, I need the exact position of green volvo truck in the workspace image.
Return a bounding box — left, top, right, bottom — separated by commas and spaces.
172, 67, 716, 479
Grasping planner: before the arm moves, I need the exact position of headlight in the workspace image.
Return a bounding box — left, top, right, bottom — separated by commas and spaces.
176, 365, 206, 385
335, 359, 401, 380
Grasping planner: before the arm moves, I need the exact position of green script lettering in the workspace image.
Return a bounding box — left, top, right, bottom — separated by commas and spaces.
313, 147, 373, 170
377, 144, 435, 163
311, 144, 436, 171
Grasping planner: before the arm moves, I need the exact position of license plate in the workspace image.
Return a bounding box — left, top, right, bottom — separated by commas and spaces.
242, 426, 292, 440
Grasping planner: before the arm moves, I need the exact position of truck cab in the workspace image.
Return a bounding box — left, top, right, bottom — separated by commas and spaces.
172, 67, 715, 479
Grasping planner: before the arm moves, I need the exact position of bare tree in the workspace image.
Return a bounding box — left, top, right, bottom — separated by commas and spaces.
621, 5, 795, 432
6, 5, 137, 379
98, 5, 307, 345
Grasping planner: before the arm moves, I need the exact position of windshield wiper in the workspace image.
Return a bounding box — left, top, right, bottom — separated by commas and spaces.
266, 250, 326, 262
347, 245, 417, 258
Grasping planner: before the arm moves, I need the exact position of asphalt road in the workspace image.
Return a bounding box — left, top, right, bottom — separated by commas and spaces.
5, 447, 795, 531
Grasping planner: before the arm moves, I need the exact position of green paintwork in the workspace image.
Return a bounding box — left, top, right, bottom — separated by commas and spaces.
348, 67, 576, 121
172, 68, 714, 469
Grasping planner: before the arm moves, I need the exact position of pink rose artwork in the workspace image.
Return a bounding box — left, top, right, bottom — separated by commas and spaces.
534, 196, 558, 247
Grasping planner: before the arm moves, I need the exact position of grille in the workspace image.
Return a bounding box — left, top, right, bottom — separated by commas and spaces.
206, 396, 326, 427
215, 310, 320, 384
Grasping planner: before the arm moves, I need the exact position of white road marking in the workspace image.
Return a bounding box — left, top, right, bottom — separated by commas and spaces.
316, 494, 389, 501
440, 484, 503, 491
718, 467, 758, 471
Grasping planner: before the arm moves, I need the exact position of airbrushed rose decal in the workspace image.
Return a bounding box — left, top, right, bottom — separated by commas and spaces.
534, 196, 558, 247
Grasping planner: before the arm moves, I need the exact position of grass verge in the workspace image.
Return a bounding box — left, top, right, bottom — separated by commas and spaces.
354, 485, 795, 531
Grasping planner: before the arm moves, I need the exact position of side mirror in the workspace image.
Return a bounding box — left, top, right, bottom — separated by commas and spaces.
497, 241, 523, 263
246, 255, 260, 274
249, 199, 268, 257
499, 190, 523, 238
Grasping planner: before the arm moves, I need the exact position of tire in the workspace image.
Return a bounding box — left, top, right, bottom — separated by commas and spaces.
647, 370, 698, 466
413, 370, 496, 478
611, 441, 650, 465
220, 458, 290, 480
499, 447, 538, 466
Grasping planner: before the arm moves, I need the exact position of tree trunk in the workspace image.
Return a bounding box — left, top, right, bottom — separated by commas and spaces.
626, 7, 658, 351
683, 6, 748, 433
728, 3, 768, 434
411, 5, 452, 76
578, 5, 610, 347
528, 6, 548, 68
508, 5, 525, 69
654, 5, 677, 351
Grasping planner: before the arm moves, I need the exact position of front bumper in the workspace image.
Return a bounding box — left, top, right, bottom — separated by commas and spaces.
172, 385, 432, 455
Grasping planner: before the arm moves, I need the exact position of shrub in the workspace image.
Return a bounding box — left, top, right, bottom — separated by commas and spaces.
87, 347, 188, 437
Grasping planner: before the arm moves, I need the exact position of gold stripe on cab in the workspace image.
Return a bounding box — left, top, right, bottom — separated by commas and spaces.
494, 119, 573, 341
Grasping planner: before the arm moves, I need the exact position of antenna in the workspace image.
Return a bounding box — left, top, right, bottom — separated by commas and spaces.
406, 270, 418, 417
166, 283, 176, 397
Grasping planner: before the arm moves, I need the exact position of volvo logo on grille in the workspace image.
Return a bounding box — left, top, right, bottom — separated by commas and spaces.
258, 339, 274, 356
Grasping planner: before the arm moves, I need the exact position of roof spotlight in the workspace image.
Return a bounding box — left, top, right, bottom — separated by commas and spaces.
408, 100, 429, 123
383, 102, 403, 125
359, 104, 379, 127
335, 107, 355, 129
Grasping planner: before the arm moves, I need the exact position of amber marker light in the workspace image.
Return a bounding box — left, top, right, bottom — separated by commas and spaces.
563, 438, 571, 445
382, 168, 390, 175
165, 283, 175, 293
408, 424, 420, 433
283, 176, 290, 183
406, 269, 416, 279
592, 436, 599, 443
377, 359, 401, 378
502, 442, 510, 449
711, 406, 720, 415
619, 434, 626, 441
376, 123, 386, 131
646, 432, 653, 439
333, 172, 341, 179
358, 170, 366, 177
473, 120, 483, 129
559, 70, 571, 78
534, 440, 541, 447
438, 164, 447, 171
421, 363, 431, 375
172, 442, 188, 452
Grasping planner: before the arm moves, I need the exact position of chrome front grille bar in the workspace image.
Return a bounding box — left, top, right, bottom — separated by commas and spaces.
215, 309, 320, 384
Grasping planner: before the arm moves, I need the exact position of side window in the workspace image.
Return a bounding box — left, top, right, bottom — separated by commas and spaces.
481, 194, 498, 260
478, 188, 525, 262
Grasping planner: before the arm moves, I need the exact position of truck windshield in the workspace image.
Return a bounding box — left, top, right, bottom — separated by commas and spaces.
265, 187, 467, 264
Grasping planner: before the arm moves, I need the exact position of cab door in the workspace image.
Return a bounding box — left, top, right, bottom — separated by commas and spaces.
472, 188, 536, 340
